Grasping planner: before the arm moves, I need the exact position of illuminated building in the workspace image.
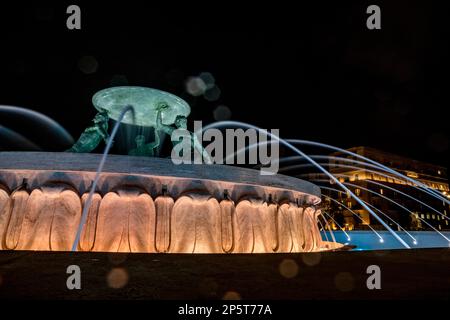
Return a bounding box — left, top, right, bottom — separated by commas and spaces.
320, 147, 449, 231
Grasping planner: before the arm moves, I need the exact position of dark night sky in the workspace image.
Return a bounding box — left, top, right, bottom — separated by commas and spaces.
0, 1, 448, 166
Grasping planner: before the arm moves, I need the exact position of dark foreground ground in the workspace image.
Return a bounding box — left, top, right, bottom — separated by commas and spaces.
0, 249, 449, 300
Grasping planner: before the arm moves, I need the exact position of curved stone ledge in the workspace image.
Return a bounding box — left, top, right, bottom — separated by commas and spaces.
0, 152, 321, 204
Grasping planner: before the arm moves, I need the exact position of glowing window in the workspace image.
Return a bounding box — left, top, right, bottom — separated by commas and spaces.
427, 214, 430, 219
380, 188, 384, 195
355, 188, 361, 196
421, 214, 425, 219
432, 214, 436, 219
406, 171, 419, 178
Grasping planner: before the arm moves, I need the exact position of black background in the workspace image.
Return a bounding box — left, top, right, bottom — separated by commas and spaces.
0, 1, 448, 166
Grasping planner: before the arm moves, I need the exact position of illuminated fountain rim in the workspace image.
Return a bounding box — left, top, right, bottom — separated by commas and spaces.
0, 152, 340, 253
0, 152, 321, 203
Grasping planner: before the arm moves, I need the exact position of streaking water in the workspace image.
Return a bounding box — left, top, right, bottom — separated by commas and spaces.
202, 121, 410, 249
71, 105, 135, 251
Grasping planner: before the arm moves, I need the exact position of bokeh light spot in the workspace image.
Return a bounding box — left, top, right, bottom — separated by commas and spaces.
279, 259, 299, 278
222, 291, 241, 300
186, 77, 207, 96
106, 267, 129, 289
204, 85, 221, 101
199, 72, 216, 89
213, 105, 232, 121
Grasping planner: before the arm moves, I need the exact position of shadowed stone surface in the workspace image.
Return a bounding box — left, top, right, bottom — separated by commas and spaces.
0, 152, 321, 201
0, 249, 449, 299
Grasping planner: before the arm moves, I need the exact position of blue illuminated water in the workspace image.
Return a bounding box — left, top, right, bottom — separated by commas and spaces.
331, 231, 450, 250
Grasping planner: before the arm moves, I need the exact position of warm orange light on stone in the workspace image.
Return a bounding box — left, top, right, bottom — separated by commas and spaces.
154, 195, 174, 253
11, 186, 81, 251
93, 189, 156, 253
0, 152, 343, 253
79, 192, 101, 251
0, 185, 342, 253
170, 195, 222, 253
234, 199, 277, 253
278, 202, 304, 252
0, 187, 11, 250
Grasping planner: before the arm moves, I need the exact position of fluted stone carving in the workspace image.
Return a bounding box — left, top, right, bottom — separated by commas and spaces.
0, 183, 338, 253
4, 189, 29, 250
219, 199, 235, 253
278, 202, 305, 253
9, 186, 81, 251
154, 195, 174, 253
0, 187, 11, 250
311, 209, 324, 249
234, 199, 277, 253
93, 189, 156, 253
0, 153, 340, 252
170, 194, 222, 253
302, 207, 316, 252
79, 192, 101, 251
302, 207, 323, 252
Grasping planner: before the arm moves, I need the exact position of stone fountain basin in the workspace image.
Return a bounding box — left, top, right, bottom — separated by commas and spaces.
0, 152, 342, 253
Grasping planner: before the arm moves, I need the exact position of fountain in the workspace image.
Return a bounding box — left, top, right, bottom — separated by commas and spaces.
0, 87, 343, 253
0, 152, 341, 253
2, 88, 446, 253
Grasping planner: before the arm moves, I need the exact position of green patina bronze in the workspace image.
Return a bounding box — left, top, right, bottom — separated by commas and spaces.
66, 109, 109, 153
129, 133, 160, 157
67, 86, 211, 162
92, 86, 190, 127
